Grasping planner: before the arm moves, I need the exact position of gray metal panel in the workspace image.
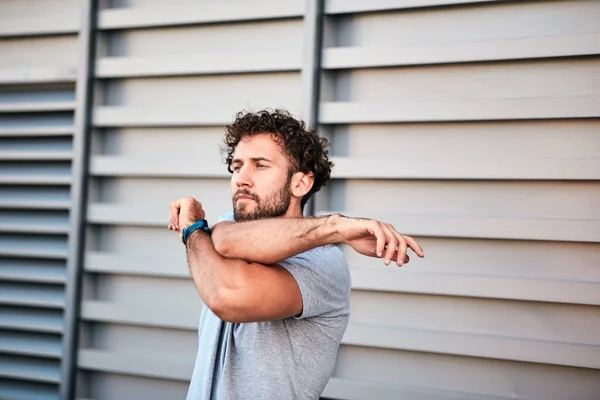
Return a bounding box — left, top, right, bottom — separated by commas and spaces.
0, 1, 83, 399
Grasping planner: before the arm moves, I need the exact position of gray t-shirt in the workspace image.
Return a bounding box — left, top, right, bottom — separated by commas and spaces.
186, 212, 351, 400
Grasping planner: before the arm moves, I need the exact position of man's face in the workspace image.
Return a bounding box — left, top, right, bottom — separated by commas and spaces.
230, 134, 293, 222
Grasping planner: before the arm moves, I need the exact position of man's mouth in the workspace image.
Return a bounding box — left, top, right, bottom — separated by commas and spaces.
236, 194, 256, 202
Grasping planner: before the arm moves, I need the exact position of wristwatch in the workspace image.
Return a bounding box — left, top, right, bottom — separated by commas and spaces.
181, 219, 211, 245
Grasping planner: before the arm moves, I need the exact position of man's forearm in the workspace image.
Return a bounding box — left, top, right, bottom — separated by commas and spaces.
185, 231, 244, 311
211, 214, 344, 265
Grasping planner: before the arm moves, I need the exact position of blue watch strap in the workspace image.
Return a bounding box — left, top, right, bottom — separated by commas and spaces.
181, 219, 210, 245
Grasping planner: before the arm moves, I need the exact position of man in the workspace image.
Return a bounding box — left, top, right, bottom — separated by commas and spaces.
168, 109, 424, 399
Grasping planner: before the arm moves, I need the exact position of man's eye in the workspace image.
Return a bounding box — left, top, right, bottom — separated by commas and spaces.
257, 164, 267, 169
233, 165, 241, 172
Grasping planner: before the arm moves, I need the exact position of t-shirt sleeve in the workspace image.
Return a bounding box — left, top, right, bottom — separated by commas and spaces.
277, 245, 351, 319
215, 211, 235, 224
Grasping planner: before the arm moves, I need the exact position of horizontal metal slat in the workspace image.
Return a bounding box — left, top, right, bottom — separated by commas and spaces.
351, 269, 600, 306
325, 0, 501, 14
0, 224, 69, 235
90, 155, 228, 178
0, 264, 66, 284
320, 97, 600, 123
330, 156, 600, 180
0, 151, 73, 161
322, 377, 513, 400
0, 308, 64, 334
85, 252, 188, 278
0, 246, 68, 260
0, 380, 59, 400
0, 332, 62, 359
92, 154, 600, 181
81, 300, 198, 331
0, 211, 70, 234
87, 204, 166, 227
75, 352, 521, 399
93, 107, 235, 127
0, 127, 74, 137
0, 66, 77, 85
0, 102, 76, 113
89, 201, 600, 242
0, 356, 60, 383
0, 307, 64, 333
342, 323, 600, 369
323, 33, 600, 69
317, 211, 600, 243
98, 0, 304, 30
0, 199, 71, 210
0, 176, 72, 185
0, 248, 67, 260
0, 13, 79, 38
78, 349, 193, 381
79, 302, 600, 370
96, 51, 301, 78
84, 252, 600, 306
0, 285, 65, 309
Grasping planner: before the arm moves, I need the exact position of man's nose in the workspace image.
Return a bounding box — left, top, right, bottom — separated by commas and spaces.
235, 165, 253, 187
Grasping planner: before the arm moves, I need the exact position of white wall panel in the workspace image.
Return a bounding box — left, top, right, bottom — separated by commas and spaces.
0, 37, 79, 68
338, 121, 600, 158
88, 373, 189, 400
344, 0, 600, 47
108, 19, 304, 57
333, 346, 600, 400
106, 73, 301, 111
344, 59, 599, 103
343, 238, 600, 282
342, 181, 599, 220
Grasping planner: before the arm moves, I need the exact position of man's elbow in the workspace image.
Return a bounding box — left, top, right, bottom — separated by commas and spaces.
211, 226, 233, 258
206, 288, 246, 323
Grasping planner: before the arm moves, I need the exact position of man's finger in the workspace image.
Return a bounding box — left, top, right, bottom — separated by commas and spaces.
388, 224, 407, 266
380, 224, 398, 266
169, 200, 182, 230
368, 221, 386, 258
390, 252, 410, 266
404, 235, 425, 258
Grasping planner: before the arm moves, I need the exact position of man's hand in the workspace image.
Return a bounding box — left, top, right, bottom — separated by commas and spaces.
333, 214, 424, 267
168, 197, 206, 241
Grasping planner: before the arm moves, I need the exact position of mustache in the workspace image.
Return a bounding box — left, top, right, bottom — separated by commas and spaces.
234, 190, 258, 201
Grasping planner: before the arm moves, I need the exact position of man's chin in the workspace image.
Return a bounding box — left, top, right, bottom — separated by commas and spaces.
233, 207, 255, 222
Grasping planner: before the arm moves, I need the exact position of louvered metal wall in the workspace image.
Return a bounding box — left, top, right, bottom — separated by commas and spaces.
314, 1, 600, 399
2, 0, 599, 399
0, 1, 91, 399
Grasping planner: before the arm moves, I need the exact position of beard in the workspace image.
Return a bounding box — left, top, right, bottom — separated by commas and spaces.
233, 178, 292, 222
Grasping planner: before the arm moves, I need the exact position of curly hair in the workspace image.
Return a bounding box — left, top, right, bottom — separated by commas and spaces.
223, 109, 333, 210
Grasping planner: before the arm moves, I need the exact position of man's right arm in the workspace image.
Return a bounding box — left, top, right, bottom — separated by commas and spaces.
211, 214, 424, 266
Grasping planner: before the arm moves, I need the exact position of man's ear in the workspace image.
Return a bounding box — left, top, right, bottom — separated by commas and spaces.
291, 171, 314, 198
